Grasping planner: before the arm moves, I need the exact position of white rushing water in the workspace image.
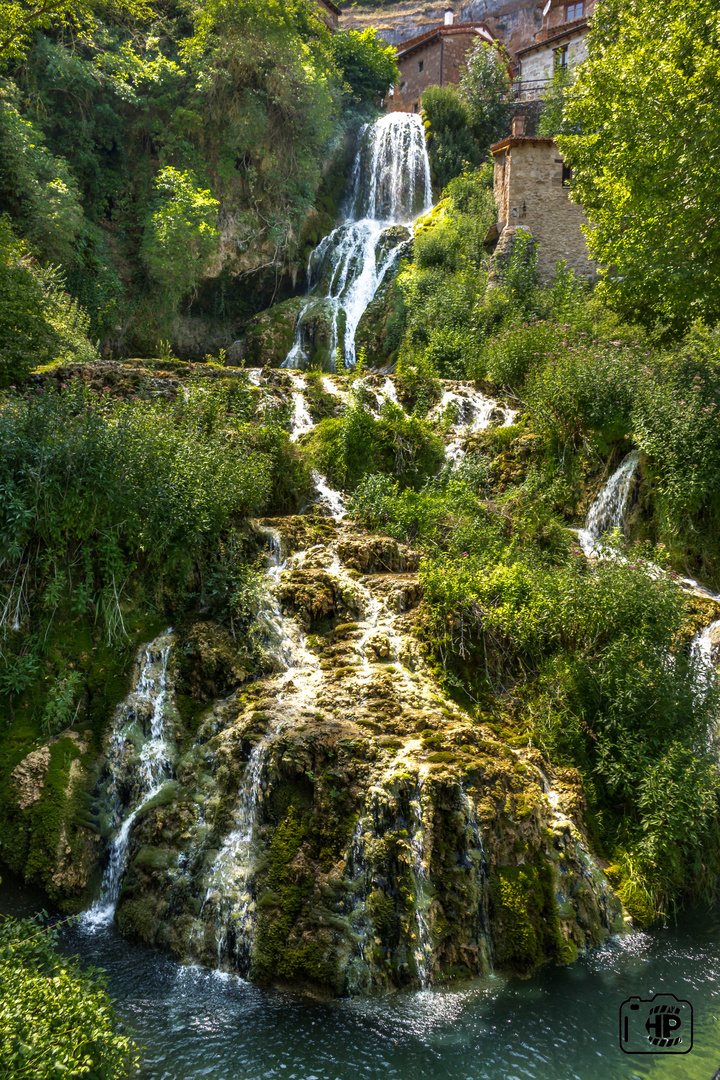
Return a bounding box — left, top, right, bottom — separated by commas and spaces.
577, 449, 640, 556
429, 386, 516, 465
84, 631, 175, 928
408, 782, 434, 987
283, 113, 432, 371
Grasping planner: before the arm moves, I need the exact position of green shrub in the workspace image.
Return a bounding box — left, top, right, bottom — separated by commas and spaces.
526, 343, 638, 450
0, 912, 138, 1079
311, 397, 444, 491
0, 379, 273, 641
484, 320, 562, 390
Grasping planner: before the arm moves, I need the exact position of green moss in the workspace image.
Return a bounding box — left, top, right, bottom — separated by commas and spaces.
491, 860, 564, 975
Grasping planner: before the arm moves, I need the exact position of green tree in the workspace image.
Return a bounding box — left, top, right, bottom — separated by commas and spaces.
420, 85, 480, 190
460, 39, 514, 152
559, 0, 720, 333
0, 88, 83, 265
142, 167, 220, 313
537, 65, 578, 138
0, 0, 152, 64
0, 216, 96, 386
330, 27, 398, 105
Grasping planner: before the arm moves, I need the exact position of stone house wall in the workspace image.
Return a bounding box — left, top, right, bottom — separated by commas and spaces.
491, 135, 595, 280
387, 24, 496, 113
518, 30, 588, 84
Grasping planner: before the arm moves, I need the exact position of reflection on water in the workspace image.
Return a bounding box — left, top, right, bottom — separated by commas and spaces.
2, 867, 720, 1080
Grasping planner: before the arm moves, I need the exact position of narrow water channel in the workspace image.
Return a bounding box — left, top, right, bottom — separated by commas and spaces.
3, 866, 720, 1080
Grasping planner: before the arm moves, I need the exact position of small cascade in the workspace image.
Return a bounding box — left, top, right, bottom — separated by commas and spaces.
199, 729, 278, 972
283, 113, 432, 371
311, 469, 347, 520
255, 527, 320, 670
288, 375, 314, 443
189, 529, 323, 971
577, 449, 640, 555
429, 386, 516, 465
84, 630, 175, 928
408, 782, 434, 987
691, 618, 720, 701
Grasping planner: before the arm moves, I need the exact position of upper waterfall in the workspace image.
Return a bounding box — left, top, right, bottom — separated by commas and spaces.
283, 113, 433, 371
347, 112, 433, 223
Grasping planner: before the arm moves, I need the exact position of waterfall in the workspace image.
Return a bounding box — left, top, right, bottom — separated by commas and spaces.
282, 113, 432, 371
428, 385, 517, 465
190, 532, 320, 972
199, 730, 277, 971
577, 449, 640, 555
408, 782, 434, 987
84, 630, 175, 928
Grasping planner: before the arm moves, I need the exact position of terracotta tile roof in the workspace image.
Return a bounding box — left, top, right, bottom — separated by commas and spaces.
490, 135, 556, 153
396, 22, 496, 60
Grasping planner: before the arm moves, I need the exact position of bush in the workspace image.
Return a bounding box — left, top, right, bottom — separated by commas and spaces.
0, 912, 138, 1079
0, 379, 274, 641
483, 320, 563, 390
525, 342, 638, 450
310, 396, 444, 490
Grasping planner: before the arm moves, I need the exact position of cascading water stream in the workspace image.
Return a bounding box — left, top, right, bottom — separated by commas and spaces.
193, 530, 322, 971
283, 113, 432, 371
408, 782, 434, 987
577, 449, 720, 695
84, 631, 175, 928
577, 449, 640, 556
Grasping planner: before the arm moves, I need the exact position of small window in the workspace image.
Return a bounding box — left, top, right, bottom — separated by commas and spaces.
567, 2, 583, 19
554, 44, 568, 70
413, 102, 419, 113
418, 60, 424, 73
562, 164, 572, 186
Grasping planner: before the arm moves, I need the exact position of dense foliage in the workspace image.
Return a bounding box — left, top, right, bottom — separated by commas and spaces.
0, 0, 397, 357
0, 911, 137, 1078
559, 0, 720, 333
421, 41, 512, 189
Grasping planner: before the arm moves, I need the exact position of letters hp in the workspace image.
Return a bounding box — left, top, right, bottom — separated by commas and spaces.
619, 994, 693, 1055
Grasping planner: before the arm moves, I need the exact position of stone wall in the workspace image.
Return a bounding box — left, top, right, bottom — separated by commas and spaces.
491, 136, 595, 281
389, 29, 482, 113
519, 29, 589, 84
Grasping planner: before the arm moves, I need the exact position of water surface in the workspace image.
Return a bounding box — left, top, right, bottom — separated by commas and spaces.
3, 869, 720, 1080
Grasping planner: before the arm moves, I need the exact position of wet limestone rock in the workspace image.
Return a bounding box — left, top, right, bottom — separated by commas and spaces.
7, 733, 100, 906
107, 519, 624, 995
242, 297, 306, 368
177, 621, 253, 702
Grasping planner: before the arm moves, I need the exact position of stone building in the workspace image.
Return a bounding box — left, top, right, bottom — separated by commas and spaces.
488, 118, 595, 281
387, 15, 498, 114
515, 0, 596, 99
